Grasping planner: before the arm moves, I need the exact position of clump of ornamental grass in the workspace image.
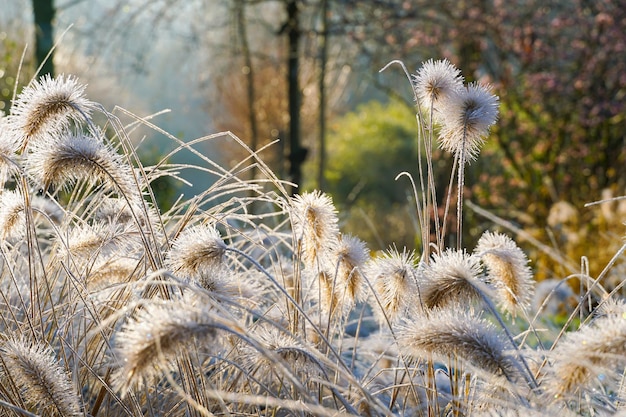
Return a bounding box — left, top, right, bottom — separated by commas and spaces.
0, 60, 624, 417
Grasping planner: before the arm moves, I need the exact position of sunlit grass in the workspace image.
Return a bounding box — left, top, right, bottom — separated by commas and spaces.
0, 62, 623, 416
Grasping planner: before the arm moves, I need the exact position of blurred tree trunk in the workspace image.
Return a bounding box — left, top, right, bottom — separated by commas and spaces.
33, 0, 56, 76
234, 0, 259, 184
285, 0, 304, 195
317, 0, 328, 191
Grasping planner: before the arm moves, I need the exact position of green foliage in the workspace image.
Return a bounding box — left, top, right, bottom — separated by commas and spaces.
324, 100, 420, 249
139, 145, 179, 212
0, 33, 33, 113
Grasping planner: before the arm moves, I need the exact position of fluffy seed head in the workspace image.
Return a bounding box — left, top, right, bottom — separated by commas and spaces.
165, 223, 228, 281
1, 338, 81, 416
9, 74, 95, 149
438, 82, 499, 162
413, 59, 464, 113
0, 189, 26, 241
58, 221, 142, 266
112, 299, 219, 394
25, 132, 136, 197
475, 231, 534, 316
315, 269, 340, 319
333, 234, 369, 305
95, 196, 157, 227
369, 247, 419, 324
0, 114, 18, 185
544, 312, 626, 399
420, 249, 484, 310
398, 308, 519, 382
241, 325, 321, 380
84, 255, 141, 291
292, 191, 340, 268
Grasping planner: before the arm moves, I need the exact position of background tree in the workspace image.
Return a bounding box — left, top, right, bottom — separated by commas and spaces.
32, 0, 56, 76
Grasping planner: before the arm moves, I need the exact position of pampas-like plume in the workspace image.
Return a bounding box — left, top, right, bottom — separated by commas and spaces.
544, 309, 626, 399
95, 196, 159, 229
474, 231, 534, 316
84, 255, 141, 291
333, 234, 369, 305
1, 338, 81, 417
25, 132, 137, 198
398, 308, 520, 382
315, 269, 340, 319
59, 221, 139, 260
165, 223, 227, 282
8, 74, 95, 150
0, 114, 19, 185
292, 191, 340, 268
438, 82, 499, 162
112, 298, 219, 394
0, 189, 25, 241
412, 58, 464, 115
241, 324, 322, 380
368, 247, 419, 324
420, 249, 484, 310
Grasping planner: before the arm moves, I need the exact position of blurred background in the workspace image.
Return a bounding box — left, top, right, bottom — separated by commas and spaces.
2, 0, 626, 282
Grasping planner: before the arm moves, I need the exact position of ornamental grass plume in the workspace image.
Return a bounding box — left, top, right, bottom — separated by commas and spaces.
420, 248, 484, 310
292, 190, 340, 268
1, 338, 81, 417
474, 231, 534, 317
438, 82, 499, 163
83, 254, 141, 291
333, 234, 369, 305
165, 223, 228, 282
0, 114, 19, 185
93, 196, 161, 235
59, 221, 139, 260
315, 269, 341, 320
240, 324, 322, 381
0, 189, 26, 241
412, 58, 464, 115
397, 308, 521, 383
368, 247, 419, 324
543, 306, 626, 399
25, 132, 137, 198
8, 74, 96, 150
112, 298, 220, 394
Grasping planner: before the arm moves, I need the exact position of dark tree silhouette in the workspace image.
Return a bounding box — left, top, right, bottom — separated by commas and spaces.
33, 0, 56, 76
